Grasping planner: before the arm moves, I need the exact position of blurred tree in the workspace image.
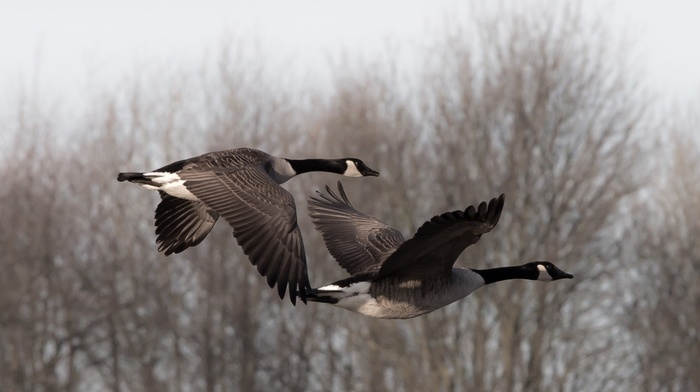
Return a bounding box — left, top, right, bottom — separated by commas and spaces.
0, 2, 678, 392
419, 2, 650, 391
624, 109, 700, 392
303, 2, 650, 391
0, 95, 88, 392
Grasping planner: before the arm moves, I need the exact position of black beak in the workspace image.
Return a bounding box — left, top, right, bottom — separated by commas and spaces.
363, 167, 380, 177
553, 268, 574, 280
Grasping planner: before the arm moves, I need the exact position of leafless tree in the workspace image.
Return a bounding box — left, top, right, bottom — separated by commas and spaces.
295, 3, 650, 392
623, 105, 700, 392
0, 2, 674, 392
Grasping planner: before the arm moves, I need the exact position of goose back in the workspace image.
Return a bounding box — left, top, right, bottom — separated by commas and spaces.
179, 157, 309, 302
376, 194, 505, 279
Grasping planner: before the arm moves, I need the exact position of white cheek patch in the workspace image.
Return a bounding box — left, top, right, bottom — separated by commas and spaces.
343, 160, 363, 177
537, 264, 552, 281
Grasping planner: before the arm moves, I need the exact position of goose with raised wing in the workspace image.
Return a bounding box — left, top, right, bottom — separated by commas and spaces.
306, 182, 572, 318
117, 148, 379, 304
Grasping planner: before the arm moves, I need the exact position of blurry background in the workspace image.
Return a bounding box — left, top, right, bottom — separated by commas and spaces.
1, 1, 698, 391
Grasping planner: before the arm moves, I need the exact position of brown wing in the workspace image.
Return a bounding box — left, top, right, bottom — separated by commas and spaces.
179, 165, 310, 305
377, 194, 505, 280
154, 192, 219, 255
308, 181, 405, 275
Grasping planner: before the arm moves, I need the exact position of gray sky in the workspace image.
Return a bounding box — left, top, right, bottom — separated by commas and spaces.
2, 0, 699, 107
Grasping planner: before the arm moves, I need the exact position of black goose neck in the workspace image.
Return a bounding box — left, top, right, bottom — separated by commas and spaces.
287, 159, 344, 175
472, 265, 536, 285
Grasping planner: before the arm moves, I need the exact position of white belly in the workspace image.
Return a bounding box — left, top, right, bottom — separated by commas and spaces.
335, 294, 432, 319
317, 281, 433, 319
337, 294, 385, 317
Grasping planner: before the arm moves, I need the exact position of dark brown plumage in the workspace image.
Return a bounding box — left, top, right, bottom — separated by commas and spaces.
118, 148, 379, 305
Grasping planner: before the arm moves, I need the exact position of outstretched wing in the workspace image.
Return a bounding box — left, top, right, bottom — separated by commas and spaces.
377, 194, 505, 280
308, 181, 406, 275
179, 164, 310, 305
154, 192, 219, 255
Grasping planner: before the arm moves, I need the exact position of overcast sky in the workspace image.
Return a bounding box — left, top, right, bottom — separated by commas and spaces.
2, 0, 699, 108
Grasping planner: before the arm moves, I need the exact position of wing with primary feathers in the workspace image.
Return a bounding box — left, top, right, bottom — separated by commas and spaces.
179, 162, 310, 305
308, 181, 406, 275
377, 194, 505, 280
155, 192, 219, 255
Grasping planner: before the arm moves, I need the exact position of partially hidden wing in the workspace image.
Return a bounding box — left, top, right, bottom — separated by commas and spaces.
308, 181, 406, 275
179, 164, 310, 305
155, 192, 219, 255
377, 194, 505, 280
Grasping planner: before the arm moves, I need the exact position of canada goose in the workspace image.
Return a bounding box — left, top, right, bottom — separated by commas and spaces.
117, 148, 379, 304
305, 182, 572, 318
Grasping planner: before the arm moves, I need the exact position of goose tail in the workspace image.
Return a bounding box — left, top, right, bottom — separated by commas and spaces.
304, 287, 340, 304
117, 172, 148, 183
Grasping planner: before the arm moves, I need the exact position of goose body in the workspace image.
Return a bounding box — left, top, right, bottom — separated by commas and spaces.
306, 182, 572, 318
117, 148, 379, 304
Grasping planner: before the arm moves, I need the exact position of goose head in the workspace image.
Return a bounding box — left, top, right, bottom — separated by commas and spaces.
527, 261, 574, 281
343, 158, 380, 177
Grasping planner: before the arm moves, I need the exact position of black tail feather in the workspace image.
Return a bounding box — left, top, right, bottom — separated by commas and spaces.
117, 172, 148, 182
117, 172, 151, 184
303, 288, 339, 304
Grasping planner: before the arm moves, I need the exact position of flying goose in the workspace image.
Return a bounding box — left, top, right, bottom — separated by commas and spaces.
305, 182, 572, 318
117, 148, 379, 304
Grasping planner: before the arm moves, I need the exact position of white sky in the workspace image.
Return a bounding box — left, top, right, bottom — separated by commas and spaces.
2, 0, 699, 107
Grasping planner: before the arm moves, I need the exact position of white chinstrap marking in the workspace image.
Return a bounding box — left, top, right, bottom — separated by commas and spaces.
536, 264, 552, 281
343, 160, 363, 177
141, 172, 199, 200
